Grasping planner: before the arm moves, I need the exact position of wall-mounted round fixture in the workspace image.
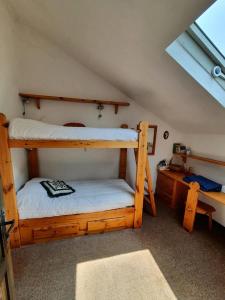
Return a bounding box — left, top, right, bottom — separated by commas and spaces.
163, 130, 169, 140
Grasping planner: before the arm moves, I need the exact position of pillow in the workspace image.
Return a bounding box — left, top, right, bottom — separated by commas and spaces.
40, 180, 75, 198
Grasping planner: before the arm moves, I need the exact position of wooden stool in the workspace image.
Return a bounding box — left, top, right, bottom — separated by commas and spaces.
196, 200, 216, 231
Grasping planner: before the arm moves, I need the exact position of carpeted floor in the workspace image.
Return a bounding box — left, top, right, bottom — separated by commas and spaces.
12, 203, 225, 300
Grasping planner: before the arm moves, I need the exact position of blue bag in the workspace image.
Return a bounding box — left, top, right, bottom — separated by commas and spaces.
183, 175, 222, 192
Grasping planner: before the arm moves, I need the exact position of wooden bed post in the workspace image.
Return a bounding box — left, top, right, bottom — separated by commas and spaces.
119, 124, 128, 179
0, 114, 21, 248
27, 149, 39, 179
134, 121, 148, 228
183, 182, 200, 232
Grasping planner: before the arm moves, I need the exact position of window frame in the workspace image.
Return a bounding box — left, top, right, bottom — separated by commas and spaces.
187, 23, 225, 73
166, 22, 225, 108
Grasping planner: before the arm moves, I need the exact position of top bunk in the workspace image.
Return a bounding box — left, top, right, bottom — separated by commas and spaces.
0, 116, 148, 149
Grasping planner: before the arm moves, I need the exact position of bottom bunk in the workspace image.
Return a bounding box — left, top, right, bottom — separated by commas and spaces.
17, 178, 135, 245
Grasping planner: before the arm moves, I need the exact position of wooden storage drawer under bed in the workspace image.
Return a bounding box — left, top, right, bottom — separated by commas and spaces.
19, 207, 135, 245
87, 217, 127, 233
33, 223, 80, 240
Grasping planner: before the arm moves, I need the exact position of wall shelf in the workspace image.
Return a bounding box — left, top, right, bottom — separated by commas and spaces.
19, 93, 130, 114
175, 153, 225, 167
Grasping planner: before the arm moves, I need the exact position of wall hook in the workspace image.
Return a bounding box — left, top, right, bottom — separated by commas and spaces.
22, 98, 30, 116
97, 103, 104, 119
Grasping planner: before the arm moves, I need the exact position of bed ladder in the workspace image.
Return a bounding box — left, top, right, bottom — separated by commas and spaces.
134, 149, 157, 216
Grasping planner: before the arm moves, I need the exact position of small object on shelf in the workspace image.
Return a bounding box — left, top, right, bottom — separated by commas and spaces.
169, 163, 184, 172
173, 143, 187, 154
173, 143, 181, 153
157, 159, 169, 170
180, 145, 186, 154
186, 147, 191, 155
169, 157, 184, 172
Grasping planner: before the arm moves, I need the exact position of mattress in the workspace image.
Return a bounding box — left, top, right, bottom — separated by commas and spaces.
17, 178, 135, 219
9, 118, 138, 141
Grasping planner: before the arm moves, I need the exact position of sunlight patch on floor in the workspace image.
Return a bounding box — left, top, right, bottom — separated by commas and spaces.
75, 249, 177, 300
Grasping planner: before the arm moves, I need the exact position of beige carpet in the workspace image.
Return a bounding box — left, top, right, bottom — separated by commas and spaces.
12, 203, 225, 300
75, 250, 176, 300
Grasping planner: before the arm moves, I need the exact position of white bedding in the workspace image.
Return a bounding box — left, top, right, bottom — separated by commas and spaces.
9, 118, 138, 141
17, 178, 135, 219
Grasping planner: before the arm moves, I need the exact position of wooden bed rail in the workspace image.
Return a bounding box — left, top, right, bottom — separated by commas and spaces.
0, 114, 20, 248
9, 140, 138, 149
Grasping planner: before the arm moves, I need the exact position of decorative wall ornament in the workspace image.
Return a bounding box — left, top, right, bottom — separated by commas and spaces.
163, 130, 169, 140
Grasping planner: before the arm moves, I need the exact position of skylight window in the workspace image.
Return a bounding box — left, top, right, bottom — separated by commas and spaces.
196, 0, 225, 58
166, 0, 225, 108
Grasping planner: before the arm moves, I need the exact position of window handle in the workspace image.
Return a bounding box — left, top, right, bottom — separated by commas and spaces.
212, 66, 225, 80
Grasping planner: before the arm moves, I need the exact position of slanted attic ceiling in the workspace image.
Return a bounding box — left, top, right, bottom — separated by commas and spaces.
8, 0, 225, 134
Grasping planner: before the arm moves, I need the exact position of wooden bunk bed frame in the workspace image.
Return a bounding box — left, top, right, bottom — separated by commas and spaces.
0, 113, 149, 248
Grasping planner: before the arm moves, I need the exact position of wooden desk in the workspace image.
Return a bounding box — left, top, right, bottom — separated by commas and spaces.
156, 170, 225, 232
156, 170, 189, 209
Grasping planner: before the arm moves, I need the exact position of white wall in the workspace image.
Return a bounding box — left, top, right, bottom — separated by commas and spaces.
183, 134, 225, 226
0, 0, 27, 190
16, 24, 182, 189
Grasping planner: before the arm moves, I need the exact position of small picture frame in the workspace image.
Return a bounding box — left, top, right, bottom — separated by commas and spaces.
147, 125, 158, 155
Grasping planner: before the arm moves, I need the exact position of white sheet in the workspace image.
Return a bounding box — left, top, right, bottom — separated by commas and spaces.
17, 178, 135, 219
9, 118, 138, 141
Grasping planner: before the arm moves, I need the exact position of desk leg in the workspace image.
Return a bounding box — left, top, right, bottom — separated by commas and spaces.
183, 182, 200, 232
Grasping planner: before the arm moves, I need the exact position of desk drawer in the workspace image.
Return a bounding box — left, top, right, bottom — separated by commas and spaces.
156, 173, 174, 196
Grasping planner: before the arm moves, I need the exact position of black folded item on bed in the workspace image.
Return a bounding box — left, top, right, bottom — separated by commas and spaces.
40, 180, 75, 198
183, 175, 222, 192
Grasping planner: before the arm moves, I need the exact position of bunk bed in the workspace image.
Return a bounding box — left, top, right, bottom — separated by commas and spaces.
0, 114, 149, 248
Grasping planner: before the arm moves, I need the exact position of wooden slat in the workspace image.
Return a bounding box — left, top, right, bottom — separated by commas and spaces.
19, 93, 130, 107
27, 149, 39, 179
135, 150, 156, 216
9, 139, 138, 149
134, 121, 148, 228
175, 153, 225, 167
119, 124, 128, 179
145, 156, 157, 216
0, 114, 20, 248
183, 182, 200, 232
